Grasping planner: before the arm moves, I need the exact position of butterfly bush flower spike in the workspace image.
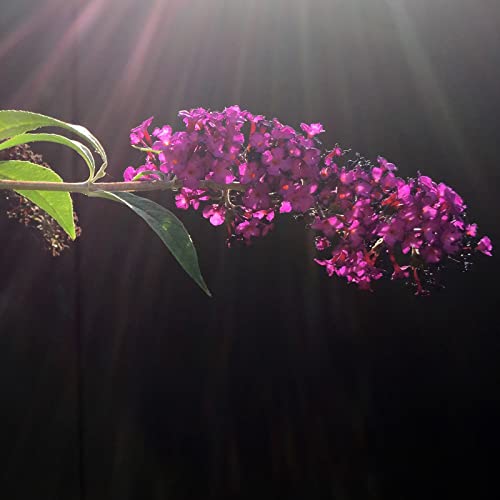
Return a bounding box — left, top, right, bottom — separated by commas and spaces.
124, 107, 492, 295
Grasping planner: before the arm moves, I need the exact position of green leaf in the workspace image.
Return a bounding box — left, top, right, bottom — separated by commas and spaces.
0, 132, 95, 179
131, 145, 162, 154
0, 160, 76, 239
0, 110, 107, 180
93, 191, 211, 296
132, 170, 166, 181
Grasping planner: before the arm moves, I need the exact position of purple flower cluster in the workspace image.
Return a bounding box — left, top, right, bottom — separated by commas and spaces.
124, 106, 492, 294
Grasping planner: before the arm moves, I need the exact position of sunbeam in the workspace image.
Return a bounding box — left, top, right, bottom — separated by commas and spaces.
11, 0, 105, 107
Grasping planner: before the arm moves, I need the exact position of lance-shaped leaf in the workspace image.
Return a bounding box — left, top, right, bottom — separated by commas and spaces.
0, 132, 95, 179
0, 110, 107, 180
93, 191, 211, 296
0, 160, 76, 239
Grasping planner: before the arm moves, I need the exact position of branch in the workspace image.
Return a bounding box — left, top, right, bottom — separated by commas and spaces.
0, 178, 247, 194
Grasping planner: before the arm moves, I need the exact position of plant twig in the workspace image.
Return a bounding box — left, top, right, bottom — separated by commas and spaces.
0, 179, 247, 194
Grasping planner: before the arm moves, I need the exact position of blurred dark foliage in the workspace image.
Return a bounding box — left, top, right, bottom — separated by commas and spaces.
0, 144, 81, 256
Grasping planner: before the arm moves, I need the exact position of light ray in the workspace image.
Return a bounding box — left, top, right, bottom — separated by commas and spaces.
382, 0, 479, 185
11, 0, 106, 107
96, 0, 171, 140
0, 0, 61, 62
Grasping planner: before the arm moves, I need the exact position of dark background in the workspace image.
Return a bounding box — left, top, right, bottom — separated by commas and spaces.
1, 0, 499, 498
